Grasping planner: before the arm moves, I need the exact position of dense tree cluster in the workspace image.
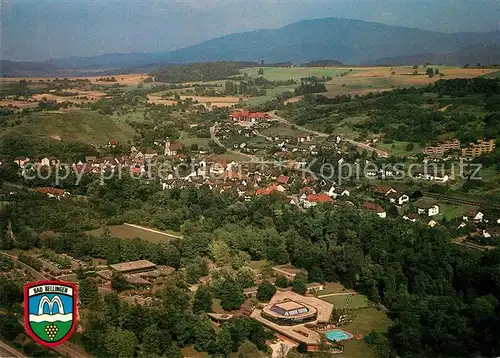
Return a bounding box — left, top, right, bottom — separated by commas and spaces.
152, 62, 259, 83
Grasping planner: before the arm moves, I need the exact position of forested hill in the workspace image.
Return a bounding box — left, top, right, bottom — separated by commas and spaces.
136, 18, 500, 65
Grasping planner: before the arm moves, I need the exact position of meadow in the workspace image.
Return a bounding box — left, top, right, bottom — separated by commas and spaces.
0, 109, 136, 145
86, 224, 180, 244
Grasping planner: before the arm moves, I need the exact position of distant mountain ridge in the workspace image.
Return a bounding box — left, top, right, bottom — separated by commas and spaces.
3, 17, 500, 76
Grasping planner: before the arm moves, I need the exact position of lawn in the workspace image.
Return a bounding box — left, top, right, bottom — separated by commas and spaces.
260, 123, 302, 137
319, 282, 352, 295
1, 110, 136, 145
375, 141, 422, 157
322, 294, 369, 310
435, 203, 476, 220
179, 131, 212, 148
86, 224, 180, 244
339, 307, 392, 357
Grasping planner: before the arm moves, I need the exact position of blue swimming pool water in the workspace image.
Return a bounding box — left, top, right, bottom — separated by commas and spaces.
324, 329, 353, 342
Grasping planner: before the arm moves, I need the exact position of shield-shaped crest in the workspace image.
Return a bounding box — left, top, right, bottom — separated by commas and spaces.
24, 280, 78, 347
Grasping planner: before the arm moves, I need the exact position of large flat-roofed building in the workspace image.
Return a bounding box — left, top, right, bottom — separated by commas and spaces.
109, 260, 157, 274
262, 300, 317, 325
251, 291, 334, 348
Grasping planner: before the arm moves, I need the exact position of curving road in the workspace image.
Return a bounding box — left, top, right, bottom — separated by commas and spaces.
268, 112, 389, 158
209, 124, 260, 162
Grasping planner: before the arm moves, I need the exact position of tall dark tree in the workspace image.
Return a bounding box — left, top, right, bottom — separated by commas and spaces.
193, 285, 213, 314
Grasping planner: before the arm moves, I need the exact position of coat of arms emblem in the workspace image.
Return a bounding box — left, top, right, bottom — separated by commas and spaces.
24, 280, 78, 347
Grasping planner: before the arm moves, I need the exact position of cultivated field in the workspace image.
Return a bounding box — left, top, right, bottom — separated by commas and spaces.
32, 90, 107, 103
0, 73, 149, 86
242, 66, 499, 99
0, 99, 38, 109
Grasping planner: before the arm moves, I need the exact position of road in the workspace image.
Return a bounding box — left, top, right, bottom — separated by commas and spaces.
268, 112, 389, 158
0, 252, 90, 358
209, 124, 260, 163
0, 341, 25, 358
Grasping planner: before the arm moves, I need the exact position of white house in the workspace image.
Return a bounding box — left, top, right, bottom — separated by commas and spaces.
415, 198, 440, 217
388, 192, 410, 206
463, 211, 484, 223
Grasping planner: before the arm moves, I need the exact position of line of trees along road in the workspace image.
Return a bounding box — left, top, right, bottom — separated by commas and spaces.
1, 175, 500, 356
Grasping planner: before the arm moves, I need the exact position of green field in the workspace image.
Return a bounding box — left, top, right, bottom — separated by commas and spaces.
375, 141, 423, 157
240, 67, 357, 81
178, 131, 211, 148
86, 224, 180, 244
322, 294, 369, 309
2, 110, 136, 145
242, 85, 299, 105
30, 320, 72, 343
340, 307, 392, 357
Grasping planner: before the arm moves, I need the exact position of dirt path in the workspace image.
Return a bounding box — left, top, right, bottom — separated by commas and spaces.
317, 291, 356, 298
123, 223, 183, 239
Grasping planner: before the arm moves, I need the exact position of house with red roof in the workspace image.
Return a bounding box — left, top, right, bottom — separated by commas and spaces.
229, 111, 270, 124
303, 193, 333, 209
276, 175, 290, 184
362, 202, 387, 218
31, 187, 67, 199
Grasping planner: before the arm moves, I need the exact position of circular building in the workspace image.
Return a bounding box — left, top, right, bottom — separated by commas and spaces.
262, 300, 317, 326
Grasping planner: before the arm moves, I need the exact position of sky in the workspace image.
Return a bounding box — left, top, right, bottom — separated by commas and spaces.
2, 0, 499, 62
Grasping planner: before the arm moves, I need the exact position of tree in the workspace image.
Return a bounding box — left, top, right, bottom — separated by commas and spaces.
220, 279, 244, 311
193, 285, 213, 314
426, 68, 434, 78
237, 340, 266, 357
275, 275, 289, 288
0, 313, 23, 340
297, 342, 308, 353
256, 281, 276, 302
210, 238, 232, 265
257, 68, 264, 76
292, 277, 307, 295
79, 277, 99, 307
110, 271, 129, 292
405, 142, 415, 151
217, 325, 233, 356
434, 68, 440, 75
413, 65, 418, 69
192, 315, 217, 352
105, 328, 138, 358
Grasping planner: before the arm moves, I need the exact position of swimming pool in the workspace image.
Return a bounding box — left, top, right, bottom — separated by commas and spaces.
324, 329, 353, 342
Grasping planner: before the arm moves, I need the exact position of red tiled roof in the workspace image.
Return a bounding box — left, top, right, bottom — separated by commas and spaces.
31, 187, 65, 197
169, 142, 184, 150
363, 202, 385, 213
374, 186, 392, 194
256, 188, 271, 196
230, 111, 270, 119
277, 175, 289, 184
306, 193, 333, 203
